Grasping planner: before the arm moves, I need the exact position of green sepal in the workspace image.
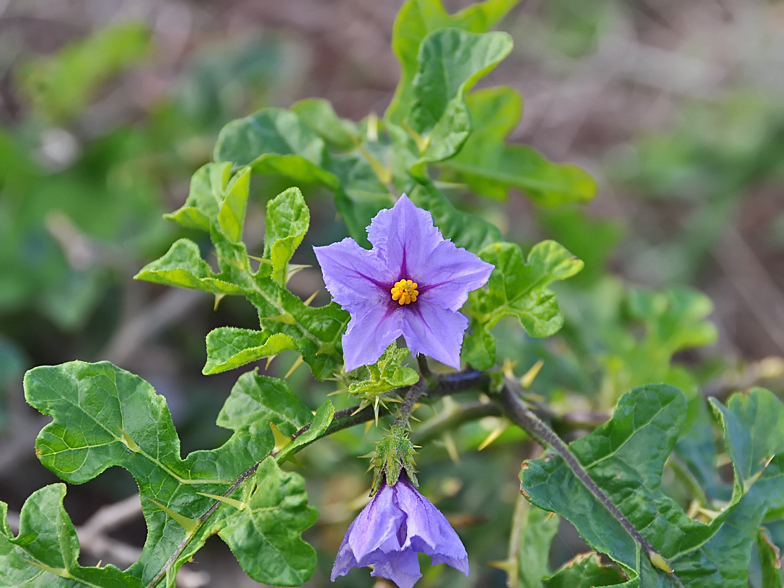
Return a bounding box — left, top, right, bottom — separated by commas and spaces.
370, 425, 419, 494
347, 344, 419, 400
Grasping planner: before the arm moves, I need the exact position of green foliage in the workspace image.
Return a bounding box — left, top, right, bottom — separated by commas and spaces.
9, 361, 328, 587
410, 29, 513, 163
464, 240, 584, 369
521, 385, 784, 587
138, 181, 349, 380
218, 458, 318, 586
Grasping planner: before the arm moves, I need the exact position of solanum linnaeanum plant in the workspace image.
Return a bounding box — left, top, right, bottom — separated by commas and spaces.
4, 1, 784, 588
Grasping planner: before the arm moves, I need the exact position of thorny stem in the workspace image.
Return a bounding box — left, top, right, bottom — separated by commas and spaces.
149, 368, 678, 588
499, 379, 685, 588
146, 367, 485, 588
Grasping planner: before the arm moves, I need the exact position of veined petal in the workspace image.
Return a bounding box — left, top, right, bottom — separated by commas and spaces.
367, 548, 423, 588
401, 301, 468, 370
395, 479, 469, 576
367, 194, 443, 280
348, 482, 406, 563
330, 518, 359, 580
314, 238, 392, 311
342, 304, 404, 372
419, 240, 494, 312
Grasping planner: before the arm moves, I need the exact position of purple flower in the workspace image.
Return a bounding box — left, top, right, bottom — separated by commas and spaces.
314, 194, 493, 371
331, 476, 469, 588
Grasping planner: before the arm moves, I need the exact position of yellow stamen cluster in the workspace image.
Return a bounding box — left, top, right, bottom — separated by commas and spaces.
391, 279, 419, 305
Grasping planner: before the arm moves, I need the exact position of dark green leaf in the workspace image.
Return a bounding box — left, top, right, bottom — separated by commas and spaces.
22, 362, 323, 586
214, 108, 340, 190
408, 179, 502, 252
219, 457, 317, 586
521, 385, 784, 587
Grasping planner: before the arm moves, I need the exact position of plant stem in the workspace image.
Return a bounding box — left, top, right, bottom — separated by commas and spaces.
146, 368, 488, 588
498, 380, 684, 588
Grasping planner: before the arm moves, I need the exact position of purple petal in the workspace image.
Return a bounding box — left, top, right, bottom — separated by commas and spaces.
418, 240, 494, 311
347, 483, 406, 563
367, 194, 444, 280
395, 479, 470, 577
400, 301, 468, 369
342, 304, 404, 371
330, 518, 360, 580
367, 548, 423, 588
314, 238, 392, 312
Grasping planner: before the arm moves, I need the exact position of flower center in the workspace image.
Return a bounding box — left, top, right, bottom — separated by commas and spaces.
391, 279, 419, 305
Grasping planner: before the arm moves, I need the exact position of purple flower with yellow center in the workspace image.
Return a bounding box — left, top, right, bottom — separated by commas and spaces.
331, 475, 469, 588
314, 194, 493, 371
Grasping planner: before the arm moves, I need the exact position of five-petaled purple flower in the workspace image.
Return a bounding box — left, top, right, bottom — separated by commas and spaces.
314, 194, 493, 371
331, 475, 469, 588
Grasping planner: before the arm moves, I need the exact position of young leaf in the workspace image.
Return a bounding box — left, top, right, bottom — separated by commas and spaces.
204, 327, 297, 375
22, 362, 324, 586
409, 29, 513, 163
347, 344, 419, 399
264, 186, 310, 286
1, 484, 142, 587
139, 187, 350, 380
521, 385, 784, 587
464, 240, 583, 369
387, 0, 520, 123
218, 457, 318, 587
164, 162, 232, 232
134, 238, 243, 295
443, 87, 598, 204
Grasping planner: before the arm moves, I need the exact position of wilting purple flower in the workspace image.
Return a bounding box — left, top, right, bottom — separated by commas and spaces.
314, 194, 493, 371
331, 476, 469, 588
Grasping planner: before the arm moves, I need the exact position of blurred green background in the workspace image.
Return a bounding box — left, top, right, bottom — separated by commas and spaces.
1, 0, 784, 586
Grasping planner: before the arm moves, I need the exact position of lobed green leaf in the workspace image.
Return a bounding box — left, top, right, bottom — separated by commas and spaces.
464, 240, 583, 369
20, 362, 325, 587
521, 385, 784, 587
